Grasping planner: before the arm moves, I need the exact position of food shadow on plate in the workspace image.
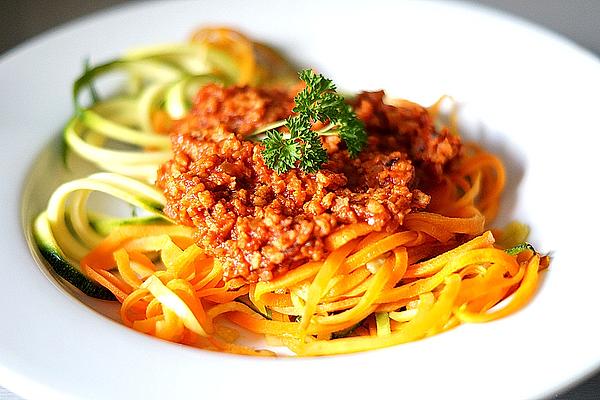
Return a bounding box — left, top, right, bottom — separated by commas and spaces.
452, 103, 525, 228
452, 104, 554, 295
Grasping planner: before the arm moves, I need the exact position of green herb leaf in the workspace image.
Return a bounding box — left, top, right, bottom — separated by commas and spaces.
338, 105, 367, 157
298, 130, 328, 173
262, 129, 302, 174
257, 69, 367, 173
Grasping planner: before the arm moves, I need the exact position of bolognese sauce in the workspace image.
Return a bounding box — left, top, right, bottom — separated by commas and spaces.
156, 83, 461, 284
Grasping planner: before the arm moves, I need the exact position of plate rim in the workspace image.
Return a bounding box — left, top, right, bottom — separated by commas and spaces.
2, 1, 600, 399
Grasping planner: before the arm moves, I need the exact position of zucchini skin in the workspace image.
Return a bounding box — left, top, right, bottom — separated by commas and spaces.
33, 213, 116, 301
37, 244, 116, 301
89, 214, 167, 236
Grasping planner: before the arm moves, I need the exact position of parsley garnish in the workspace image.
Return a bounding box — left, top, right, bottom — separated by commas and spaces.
252, 69, 367, 173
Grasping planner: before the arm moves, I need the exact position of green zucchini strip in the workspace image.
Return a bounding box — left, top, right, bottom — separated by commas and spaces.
33, 212, 116, 300
45, 173, 169, 261
35, 172, 174, 298
64, 117, 172, 182
66, 43, 234, 182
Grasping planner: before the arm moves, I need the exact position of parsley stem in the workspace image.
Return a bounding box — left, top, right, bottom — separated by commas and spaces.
246, 130, 291, 143
247, 119, 287, 139
249, 121, 340, 142
249, 120, 339, 141
316, 122, 337, 135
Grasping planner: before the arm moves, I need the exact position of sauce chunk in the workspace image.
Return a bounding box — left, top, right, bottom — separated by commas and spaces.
156, 84, 461, 283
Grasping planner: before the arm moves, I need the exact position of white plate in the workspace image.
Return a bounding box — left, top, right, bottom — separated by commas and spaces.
2, 1, 600, 399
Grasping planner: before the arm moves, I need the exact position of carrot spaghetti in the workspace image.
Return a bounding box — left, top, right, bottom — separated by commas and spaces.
33, 27, 549, 356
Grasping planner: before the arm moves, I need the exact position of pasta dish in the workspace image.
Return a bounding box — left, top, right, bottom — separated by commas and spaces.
33, 27, 549, 356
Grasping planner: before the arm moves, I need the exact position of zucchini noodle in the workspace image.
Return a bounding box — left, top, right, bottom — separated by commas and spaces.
33, 27, 549, 356
66, 27, 295, 182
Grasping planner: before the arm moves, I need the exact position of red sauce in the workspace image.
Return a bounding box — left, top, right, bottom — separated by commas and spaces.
156, 84, 461, 284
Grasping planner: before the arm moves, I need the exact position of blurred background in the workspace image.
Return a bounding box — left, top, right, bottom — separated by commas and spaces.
1, 0, 600, 57
0, 1, 599, 399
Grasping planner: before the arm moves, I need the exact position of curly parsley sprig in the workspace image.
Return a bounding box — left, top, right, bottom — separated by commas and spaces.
249, 69, 367, 173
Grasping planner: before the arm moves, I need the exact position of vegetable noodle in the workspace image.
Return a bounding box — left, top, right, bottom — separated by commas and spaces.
33, 27, 549, 356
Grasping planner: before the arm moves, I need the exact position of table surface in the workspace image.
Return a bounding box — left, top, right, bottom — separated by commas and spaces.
1, 1, 599, 399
